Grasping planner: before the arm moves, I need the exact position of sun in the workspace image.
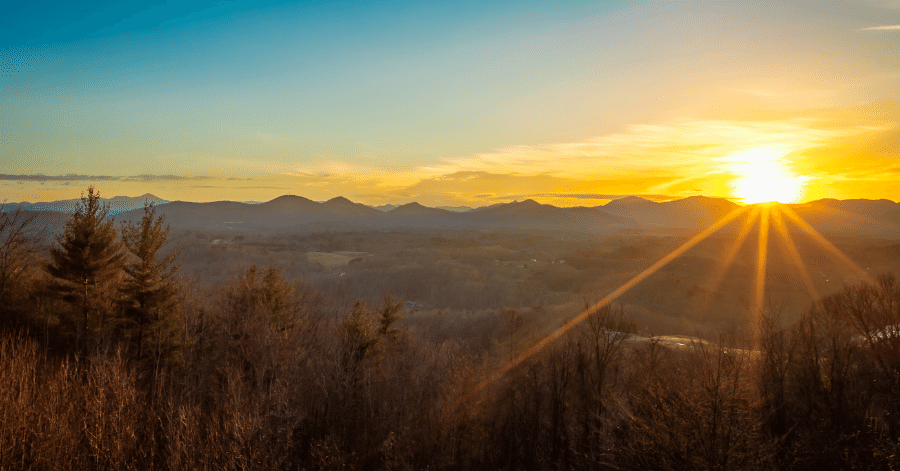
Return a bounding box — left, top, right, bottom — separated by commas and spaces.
726, 147, 805, 204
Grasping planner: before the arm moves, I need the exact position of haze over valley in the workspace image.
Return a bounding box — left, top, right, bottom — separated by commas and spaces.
9, 191, 900, 337
5, 0, 900, 468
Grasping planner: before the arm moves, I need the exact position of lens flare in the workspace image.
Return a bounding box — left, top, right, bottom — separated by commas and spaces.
462, 197, 872, 408
724, 147, 806, 204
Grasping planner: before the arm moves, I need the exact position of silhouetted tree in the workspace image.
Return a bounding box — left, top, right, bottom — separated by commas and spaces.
341, 291, 404, 376
756, 275, 900, 468
204, 264, 326, 394
120, 202, 182, 371
218, 264, 313, 330
45, 186, 125, 350
573, 303, 630, 462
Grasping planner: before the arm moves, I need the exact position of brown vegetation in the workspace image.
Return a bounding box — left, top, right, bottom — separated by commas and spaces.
2, 188, 900, 469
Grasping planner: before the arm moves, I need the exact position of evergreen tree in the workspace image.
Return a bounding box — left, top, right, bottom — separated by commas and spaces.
341, 292, 404, 376
221, 264, 307, 330
45, 186, 125, 349
120, 201, 182, 365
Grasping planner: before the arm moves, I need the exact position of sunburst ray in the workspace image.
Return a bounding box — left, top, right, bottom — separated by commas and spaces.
752, 206, 770, 339
471, 205, 751, 396
696, 207, 760, 318
779, 205, 873, 284
770, 206, 823, 311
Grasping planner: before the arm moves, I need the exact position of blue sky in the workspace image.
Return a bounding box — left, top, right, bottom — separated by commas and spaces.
2, 1, 900, 205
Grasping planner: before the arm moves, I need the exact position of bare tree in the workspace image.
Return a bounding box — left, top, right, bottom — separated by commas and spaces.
0, 206, 39, 319
574, 303, 631, 462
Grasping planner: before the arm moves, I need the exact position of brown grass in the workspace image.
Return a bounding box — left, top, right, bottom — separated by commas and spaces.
3, 273, 900, 469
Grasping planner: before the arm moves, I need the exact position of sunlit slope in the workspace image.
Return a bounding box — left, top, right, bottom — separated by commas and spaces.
602, 196, 740, 229
788, 199, 900, 237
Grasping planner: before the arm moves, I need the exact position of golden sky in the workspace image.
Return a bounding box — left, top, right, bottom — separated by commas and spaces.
2, 1, 899, 206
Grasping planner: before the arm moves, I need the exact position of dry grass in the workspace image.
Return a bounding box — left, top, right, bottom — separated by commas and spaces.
3, 274, 900, 469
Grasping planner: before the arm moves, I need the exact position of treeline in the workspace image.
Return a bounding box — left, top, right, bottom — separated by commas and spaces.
1, 188, 900, 469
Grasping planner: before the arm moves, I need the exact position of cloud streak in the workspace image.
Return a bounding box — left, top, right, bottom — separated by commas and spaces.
857, 25, 900, 30
0, 174, 210, 182
258, 109, 897, 205
434, 119, 850, 180
482, 193, 679, 202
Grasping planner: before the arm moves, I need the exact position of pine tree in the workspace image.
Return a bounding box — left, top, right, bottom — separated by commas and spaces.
221, 264, 306, 329
119, 201, 182, 365
341, 292, 405, 376
45, 186, 125, 349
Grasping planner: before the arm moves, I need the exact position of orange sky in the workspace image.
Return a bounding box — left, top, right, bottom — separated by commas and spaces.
3, 1, 900, 206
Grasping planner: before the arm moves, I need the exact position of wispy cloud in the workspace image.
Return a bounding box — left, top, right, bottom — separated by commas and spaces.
244, 112, 892, 205
94, 103, 892, 206
484, 193, 678, 202
435, 119, 850, 179
124, 175, 210, 182
857, 25, 900, 30
0, 174, 210, 182
190, 185, 290, 190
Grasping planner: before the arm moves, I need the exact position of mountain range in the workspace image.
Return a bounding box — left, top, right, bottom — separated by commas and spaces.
101, 195, 637, 233
4, 194, 169, 215
5, 194, 900, 238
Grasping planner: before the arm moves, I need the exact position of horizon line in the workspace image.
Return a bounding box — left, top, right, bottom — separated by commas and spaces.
5, 192, 899, 209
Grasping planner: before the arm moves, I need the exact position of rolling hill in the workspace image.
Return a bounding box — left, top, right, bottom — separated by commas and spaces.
7, 193, 900, 237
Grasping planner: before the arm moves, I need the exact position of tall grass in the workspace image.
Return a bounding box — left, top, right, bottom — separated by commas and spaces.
3, 275, 900, 469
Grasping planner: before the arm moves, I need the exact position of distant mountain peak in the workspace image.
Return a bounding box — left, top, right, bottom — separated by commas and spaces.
513, 199, 541, 207
260, 195, 321, 211
391, 202, 434, 211
671, 195, 739, 207
325, 196, 354, 205
267, 194, 315, 203
606, 196, 654, 206
387, 202, 452, 216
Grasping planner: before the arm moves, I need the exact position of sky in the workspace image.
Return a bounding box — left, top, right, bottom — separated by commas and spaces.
2, 0, 899, 206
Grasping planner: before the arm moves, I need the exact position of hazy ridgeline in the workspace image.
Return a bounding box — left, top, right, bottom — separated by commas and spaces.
3, 194, 900, 469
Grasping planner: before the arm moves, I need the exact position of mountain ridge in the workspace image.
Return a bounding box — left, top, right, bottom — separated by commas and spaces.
4, 194, 169, 215
6, 194, 899, 237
